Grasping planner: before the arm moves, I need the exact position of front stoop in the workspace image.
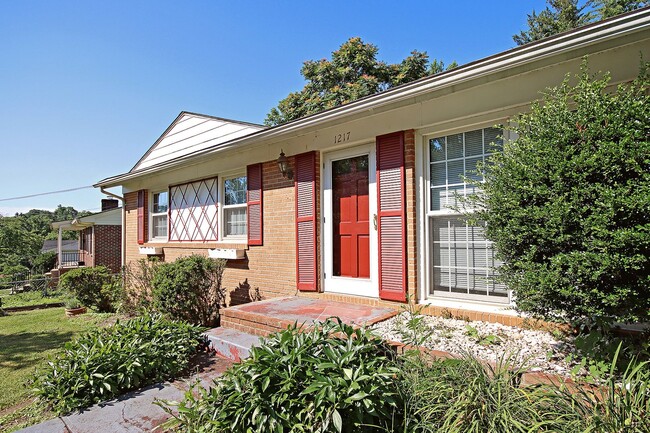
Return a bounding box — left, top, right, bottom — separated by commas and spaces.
207, 296, 397, 360
204, 327, 262, 362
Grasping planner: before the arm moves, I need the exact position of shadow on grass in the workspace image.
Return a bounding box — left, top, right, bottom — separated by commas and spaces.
0, 330, 76, 370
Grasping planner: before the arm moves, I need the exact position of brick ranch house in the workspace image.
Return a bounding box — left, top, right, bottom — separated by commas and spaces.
96, 10, 650, 325
49, 199, 122, 278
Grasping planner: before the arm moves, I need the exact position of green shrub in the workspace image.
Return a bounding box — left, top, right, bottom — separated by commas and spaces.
167, 319, 402, 433
122, 257, 160, 314
58, 266, 121, 312
465, 62, 650, 324
152, 255, 226, 327
32, 314, 204, 414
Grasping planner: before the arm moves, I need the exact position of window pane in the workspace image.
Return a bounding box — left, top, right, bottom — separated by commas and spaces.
430, 216, 506, 300
447, 133, 464, 159
224, 207, 247, 236
429, 137, 446, 162
447, 160, 464, 185
225, 177, 247, 206
465, 129, 483, 156
430, 162, 446, 186
152, 215, 167, 238
154, 192, 168, 213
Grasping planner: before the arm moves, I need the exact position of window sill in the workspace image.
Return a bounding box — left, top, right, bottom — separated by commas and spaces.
141, 241, 248, 250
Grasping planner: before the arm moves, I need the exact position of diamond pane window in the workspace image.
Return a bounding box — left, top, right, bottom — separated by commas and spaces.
169, 178, 218, 242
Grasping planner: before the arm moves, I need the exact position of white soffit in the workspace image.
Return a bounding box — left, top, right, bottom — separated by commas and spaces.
132, 112, 266, 171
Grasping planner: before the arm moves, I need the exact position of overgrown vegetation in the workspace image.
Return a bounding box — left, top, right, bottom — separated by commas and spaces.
58, 266, 121, 313
464, 63, 650, 324
152, 255, 226, 327
121, 257, 159, 314
165, 319, 402, 433
32, 314, 204, 415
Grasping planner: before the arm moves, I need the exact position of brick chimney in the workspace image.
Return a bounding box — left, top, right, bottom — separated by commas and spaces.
101, 198, 119, 212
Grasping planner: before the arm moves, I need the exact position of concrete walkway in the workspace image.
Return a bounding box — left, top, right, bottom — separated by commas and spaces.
17, 355, 232, 433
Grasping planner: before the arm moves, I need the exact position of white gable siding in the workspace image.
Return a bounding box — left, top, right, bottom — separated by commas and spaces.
133, 113, 265, 171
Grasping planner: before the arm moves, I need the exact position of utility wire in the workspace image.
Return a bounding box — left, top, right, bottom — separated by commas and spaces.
0, 186, 94, 202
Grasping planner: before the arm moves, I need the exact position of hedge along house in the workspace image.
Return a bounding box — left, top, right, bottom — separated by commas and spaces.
96, 9, 650, 324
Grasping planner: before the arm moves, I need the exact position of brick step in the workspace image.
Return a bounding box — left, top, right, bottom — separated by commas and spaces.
204, 327, 262, 362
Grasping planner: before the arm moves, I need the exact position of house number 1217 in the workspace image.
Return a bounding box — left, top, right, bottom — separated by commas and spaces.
334, 132, 351, 144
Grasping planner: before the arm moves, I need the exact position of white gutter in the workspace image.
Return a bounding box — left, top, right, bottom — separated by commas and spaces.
95, 8, 650, 189
100, 187, 127, 269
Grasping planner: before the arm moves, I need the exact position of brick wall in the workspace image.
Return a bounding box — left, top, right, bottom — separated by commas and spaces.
94, 225, 122, 273
404, 130, 418, 302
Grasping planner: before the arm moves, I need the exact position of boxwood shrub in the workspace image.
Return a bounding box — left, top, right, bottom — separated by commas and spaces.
58, 266, 120, 312
33, 314, 204, 414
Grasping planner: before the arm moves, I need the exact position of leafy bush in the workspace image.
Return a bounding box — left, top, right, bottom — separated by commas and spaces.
58, 266, 121, 312
32, 314, 204, 414
121, 258, 160, 314
167, 319, 402, 433
152, 255, 226, 327
465, 63, 650, 324
30, 251, 57, 275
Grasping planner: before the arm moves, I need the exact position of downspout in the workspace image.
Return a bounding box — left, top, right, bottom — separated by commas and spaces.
100, 187, 126, 269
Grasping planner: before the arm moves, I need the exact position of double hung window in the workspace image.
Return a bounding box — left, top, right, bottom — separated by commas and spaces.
151, 191, 168, 240
223, 176, 247, 238
427, 127, 508, 302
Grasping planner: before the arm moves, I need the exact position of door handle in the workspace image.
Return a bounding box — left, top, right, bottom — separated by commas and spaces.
373, 214, 377, 231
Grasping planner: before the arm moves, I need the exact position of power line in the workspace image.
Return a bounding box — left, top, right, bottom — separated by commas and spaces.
0, 186, 94, 202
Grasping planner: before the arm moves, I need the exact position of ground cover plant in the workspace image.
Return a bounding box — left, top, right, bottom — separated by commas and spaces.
0, 308, 113, 432
464, 63, 650, 324
166, 318, 402, 433
32, 314, 204, 415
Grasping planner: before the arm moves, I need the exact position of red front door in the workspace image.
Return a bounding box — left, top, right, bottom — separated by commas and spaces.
333, 155, 370, 278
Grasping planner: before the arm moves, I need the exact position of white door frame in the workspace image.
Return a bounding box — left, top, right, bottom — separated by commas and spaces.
322, 144, 378, 298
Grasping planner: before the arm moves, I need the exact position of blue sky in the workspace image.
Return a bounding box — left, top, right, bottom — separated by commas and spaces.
0, 0, 548, 216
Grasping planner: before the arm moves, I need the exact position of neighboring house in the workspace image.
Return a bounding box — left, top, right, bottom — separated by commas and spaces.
95, 10, 650, 320
50, 199, 122, 276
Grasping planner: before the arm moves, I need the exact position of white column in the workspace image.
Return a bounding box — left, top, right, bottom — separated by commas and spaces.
57, 227, 63, 268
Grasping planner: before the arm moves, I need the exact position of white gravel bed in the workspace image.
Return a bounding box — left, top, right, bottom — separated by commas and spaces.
372, 312, 575, 376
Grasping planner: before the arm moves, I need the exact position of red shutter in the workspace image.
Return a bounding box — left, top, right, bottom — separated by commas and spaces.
295, 151, 318, 292
137, 190, 147, 245
247, 163, 263, 246
376, 132, 407, 302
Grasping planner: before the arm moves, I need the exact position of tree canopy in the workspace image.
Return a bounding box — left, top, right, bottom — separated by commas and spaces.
264, 37, 456, 126
0, 205, 90, 278
514, 0, 648, 45
464, 63, 650, 324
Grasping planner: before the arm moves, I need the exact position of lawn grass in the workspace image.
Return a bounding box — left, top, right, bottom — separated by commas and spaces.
0, 308, 115, 432
0, 289, 66, 309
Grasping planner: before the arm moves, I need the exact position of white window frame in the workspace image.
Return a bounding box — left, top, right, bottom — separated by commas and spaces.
219, 172, 247, 241
423, 124, 511, 305
149, 190, 169, 241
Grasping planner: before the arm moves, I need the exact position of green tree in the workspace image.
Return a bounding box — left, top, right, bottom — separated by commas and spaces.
464, 63, 650, 324
513, 0, 647, 45
513, 0, 592, 46
265, 37, 455, 126
594, 0, 648, 18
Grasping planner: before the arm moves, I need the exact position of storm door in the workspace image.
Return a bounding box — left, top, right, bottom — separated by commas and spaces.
323, 145, 378, 297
